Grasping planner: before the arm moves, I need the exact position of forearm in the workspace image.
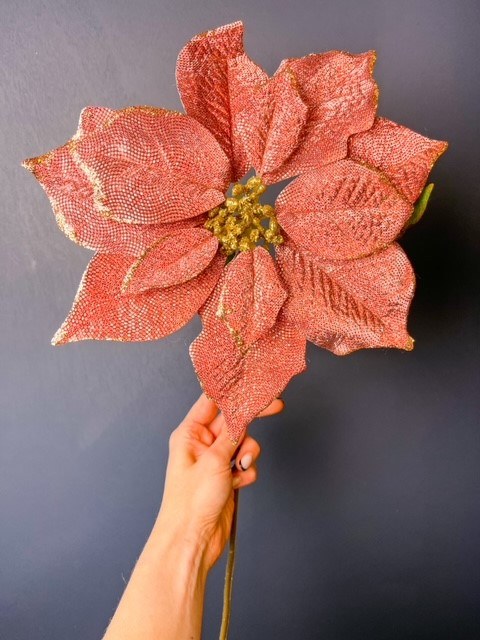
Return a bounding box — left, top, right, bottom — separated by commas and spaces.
103, 516, 209, 640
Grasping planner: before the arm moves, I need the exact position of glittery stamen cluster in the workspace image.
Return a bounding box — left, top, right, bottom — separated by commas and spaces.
204, 176, 284, 256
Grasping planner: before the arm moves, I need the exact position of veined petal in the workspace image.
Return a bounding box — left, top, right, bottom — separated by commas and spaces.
228, 58, 308, 180
265, 50, 378, 182
260, 70, 309, 177
226, 53, 269, 177
177, 22, 306, 181
23, 143, 196, 255
348, 117, 449, 203
22, 107, 207, 255
122, 228, 219, 293
190, 271, 306, 443
276, 243, 415, 355
276, 159, 412, 260
217, 246, 287, 348
72, 107, 231, 225
176, 21, 245, 176
52, 251, 225, 345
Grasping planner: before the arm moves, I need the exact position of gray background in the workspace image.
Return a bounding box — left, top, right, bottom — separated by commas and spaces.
1, 0, 479, 638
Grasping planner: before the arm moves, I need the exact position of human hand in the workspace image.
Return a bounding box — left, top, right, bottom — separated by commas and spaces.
153, 393, 284, 571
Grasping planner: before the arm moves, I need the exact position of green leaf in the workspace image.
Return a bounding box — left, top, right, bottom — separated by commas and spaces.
407, 183, 435, 228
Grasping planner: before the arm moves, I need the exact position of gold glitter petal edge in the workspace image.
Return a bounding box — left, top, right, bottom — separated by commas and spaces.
52, 252, 225, 345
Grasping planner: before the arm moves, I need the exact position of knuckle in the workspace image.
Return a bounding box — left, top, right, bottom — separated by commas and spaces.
208, 447, 227, 467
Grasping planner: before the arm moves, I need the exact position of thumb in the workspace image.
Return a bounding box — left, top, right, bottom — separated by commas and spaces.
209, 416, 244, 461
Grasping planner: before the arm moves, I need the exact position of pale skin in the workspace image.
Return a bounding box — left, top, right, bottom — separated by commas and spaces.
102, 393, 284, 640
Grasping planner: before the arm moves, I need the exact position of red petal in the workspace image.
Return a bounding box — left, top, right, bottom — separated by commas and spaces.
23, 107, 209, 254
190, 272, 306, 442
123, 228, 219, 293
348, 117, 448, 203
77, 106, 116, 135
261, 71, 309, 177
228, 58, 308, 179
276, 243, 415, 355
52, 251, 225, 345
73, 107, 230, 225
176, 21, 245, 178
226, 54, 269, 178
265, 51, 378, 182
22, 142, 182, 255
276, 159, 412, 260
217, 247, 287, 348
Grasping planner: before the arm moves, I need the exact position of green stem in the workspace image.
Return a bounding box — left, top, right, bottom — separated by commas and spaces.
407, 183, 435, 228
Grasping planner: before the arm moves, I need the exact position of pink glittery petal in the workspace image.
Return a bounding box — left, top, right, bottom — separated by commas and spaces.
260, 70, 309, 177
52, 251, 225, 345
190, 270, 306, 442
76, 106, 116, 136
217, 246, 287, 347
73, 107, 231, 225
276, 242, 415, 355
348, 117, 449, 203
276, 159, 412, 260
265, 51, 378, 182
228, 58, 308, 179
22, 141, 192, 256
123, 228, 219, 293
226, 53, 269, 178
176, 21, 245, 177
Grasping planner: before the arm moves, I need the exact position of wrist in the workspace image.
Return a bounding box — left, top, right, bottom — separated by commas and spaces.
118, 509, 209, 639
150, 509, 211, 574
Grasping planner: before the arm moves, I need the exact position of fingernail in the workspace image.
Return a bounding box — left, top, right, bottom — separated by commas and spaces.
232, 477, 241, 488
239, 453, 253, 471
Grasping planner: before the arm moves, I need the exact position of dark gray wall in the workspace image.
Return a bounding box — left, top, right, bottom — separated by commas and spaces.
1, 1, 479, 638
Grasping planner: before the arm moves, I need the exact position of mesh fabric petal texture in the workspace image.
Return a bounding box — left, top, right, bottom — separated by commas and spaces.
177, 21, 309, 183
276, 243, 415, 355
190, 270, 306, 442
77, 106, 117, 135
52, 251, 225, 345
264, 50, 378, 183
177, 24, 378, 187
72, 107, 231, 225
227, 57, 308, 181
176, 21, 245, 179
22, 142, 185, 257
276, 159, 412, 261
348, 117, 449, 203
22, 107, 211, 255
122, 228, 219, 293
217, 246, 287, 348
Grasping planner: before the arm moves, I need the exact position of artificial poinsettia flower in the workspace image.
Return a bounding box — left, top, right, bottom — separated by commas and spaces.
23, 21, 447, 442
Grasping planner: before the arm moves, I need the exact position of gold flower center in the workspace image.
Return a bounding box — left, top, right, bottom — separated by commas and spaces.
204, 175, 284, 256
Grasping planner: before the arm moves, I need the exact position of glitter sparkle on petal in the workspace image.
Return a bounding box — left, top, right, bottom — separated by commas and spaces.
22, 20, 448, 441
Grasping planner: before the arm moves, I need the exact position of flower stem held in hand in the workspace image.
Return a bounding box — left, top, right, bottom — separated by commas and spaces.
219, 488, 239, 640
102, 393, 284, 640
